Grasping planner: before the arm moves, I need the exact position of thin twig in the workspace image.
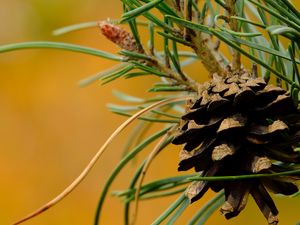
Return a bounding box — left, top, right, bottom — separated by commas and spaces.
12, 96, 192, 225
130, 128, 175, 225
150, 55, 199, 92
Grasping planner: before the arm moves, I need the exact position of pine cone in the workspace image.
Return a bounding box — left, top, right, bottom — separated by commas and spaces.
172, 71, 300, 225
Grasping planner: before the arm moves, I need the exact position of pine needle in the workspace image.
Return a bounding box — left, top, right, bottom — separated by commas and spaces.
131, 129, 174, 225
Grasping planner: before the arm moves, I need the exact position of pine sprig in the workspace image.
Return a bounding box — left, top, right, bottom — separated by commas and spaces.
1, 1, 300, 225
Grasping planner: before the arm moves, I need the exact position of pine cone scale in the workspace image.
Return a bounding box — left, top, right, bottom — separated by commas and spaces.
172, 72, 300, 224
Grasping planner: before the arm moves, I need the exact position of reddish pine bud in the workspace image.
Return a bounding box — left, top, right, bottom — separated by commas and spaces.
99, 21, 139, 52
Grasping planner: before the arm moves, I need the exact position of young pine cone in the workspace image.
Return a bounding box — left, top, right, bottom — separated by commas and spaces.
172, 72, 300, 225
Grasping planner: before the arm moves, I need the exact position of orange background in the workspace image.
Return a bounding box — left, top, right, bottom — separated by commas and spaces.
0, 1, 299, 225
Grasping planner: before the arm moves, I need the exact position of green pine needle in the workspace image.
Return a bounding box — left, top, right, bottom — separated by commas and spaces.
53, 21, 99, 36
94, 126, 172, 225
151, 194, 187, 225
187, 191, 224, 225
0, 41, 123, 61
122, 0, 164, 22
188, 169, 300, 181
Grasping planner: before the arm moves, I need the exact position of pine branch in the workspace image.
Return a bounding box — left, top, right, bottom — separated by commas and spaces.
165, 0, 227, 77
2, 1, 300, 225
224, 0, 241, 72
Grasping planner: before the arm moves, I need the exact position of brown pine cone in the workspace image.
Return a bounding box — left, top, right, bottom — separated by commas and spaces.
172, 71, 300, 225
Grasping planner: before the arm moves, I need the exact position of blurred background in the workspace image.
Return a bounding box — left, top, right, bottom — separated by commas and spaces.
0, 0, 299, 224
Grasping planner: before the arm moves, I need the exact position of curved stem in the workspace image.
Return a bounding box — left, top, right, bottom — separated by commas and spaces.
13, 97, 191, 225
131, 133, 174, 224
94, 127, 171, 225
